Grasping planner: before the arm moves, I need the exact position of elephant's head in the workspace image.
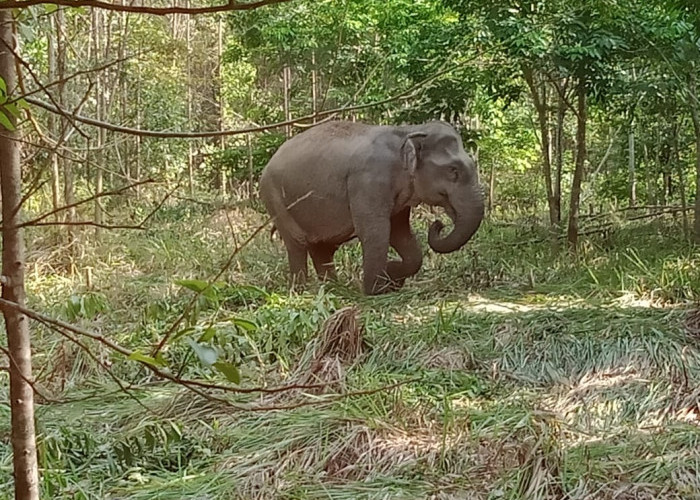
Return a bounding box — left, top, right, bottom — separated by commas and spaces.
403, 122, 484, 253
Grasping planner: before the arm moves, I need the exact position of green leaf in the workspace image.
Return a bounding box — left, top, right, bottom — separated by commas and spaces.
199, 326, 217, 342
175, 278, 210, 293
4, 102, 21, 119
232, 317, 258, 331
43, 3, 59, 13
128, 351, 166, 367
0, 111, 12, 132
16, 98, 30, 110
0, 77, 6, 95
171, 326, 196, 343
213, 362, 240, 384
187, 339, 218, 366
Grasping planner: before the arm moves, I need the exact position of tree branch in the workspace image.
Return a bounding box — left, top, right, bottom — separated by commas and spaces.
18, 178, 155, 228
0, 0, 295, 15
24, 62, 465, 139
0, 297, 348, 396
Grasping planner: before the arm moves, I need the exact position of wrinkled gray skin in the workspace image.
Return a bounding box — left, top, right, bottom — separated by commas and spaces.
260, 120, 485, 295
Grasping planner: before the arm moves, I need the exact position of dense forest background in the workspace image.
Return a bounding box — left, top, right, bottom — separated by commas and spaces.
1, 0, 700, 498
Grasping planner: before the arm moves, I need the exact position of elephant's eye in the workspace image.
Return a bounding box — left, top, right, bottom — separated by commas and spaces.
448, 166, 459, 181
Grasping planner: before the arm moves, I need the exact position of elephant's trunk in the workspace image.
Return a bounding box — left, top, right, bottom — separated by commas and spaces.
428, 186, 484, 254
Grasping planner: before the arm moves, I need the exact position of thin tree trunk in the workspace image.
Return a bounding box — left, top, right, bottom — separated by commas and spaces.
47, 17, 60, 221
689, 74, 700, 243
119, 5, 130, 186
311, 50, 318, 122
247, 132, 254, 201
283, 65, 291, 138
186, 0, 194, 196
672, 119, 690, 241
488, 163, 495, 215
554, 91, 565, 224
523, 68, 556, 228
0, 12, 40, 499
92, 8, 104, 235
55, 8, 75, 242
567, 79, 587, 250
218, 16, 226, 199
135, 46, 142, 199
628, 128, 636, 207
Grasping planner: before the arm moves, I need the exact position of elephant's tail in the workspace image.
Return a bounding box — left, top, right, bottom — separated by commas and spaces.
263, 190, 309, 245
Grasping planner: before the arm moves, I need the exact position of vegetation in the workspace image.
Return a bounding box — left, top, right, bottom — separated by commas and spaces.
0, 0, 699, 498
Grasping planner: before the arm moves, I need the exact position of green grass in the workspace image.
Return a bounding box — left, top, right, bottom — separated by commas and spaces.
1, 201, 699, 499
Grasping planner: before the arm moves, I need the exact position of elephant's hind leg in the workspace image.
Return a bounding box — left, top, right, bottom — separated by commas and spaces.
279, 231, 309, 289
386, 209, 423, 288
309, 243, 338, 281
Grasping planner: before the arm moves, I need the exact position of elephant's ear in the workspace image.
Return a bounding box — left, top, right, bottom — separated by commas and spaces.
403, 131, 427, 176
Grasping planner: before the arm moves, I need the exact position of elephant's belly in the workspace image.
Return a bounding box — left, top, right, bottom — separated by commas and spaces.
289, 198, 355, 245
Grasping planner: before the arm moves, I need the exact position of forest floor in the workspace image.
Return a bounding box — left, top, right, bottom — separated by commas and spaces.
2, 200, 700, 499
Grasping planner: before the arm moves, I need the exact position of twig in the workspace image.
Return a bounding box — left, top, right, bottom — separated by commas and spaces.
3, 39, 88, 140
151, 190, 314, 357
24, 61, 468, 139
32, 317, 156, 415
30, 221, 147, 230
11, 52, 143, 105
0, 345, 61, 403
0, 0, 295, 15
0, 297, 349, 396
18, 179, 155, 228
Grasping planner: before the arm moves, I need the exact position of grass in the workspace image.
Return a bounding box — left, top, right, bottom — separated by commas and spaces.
1, 198, 700, 499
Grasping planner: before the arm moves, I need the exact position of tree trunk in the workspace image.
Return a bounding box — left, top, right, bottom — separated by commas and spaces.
247, 132, 254, 201
488, 163, 495, 215
283, 65, 292, 138
55, 8, 75, 242
47, 17, 60, 221
0, 12, 40, 499
311, 50, 318, 122
523, 68, 557, 228
567, 79, 587, 250
628, 128, 636, 207
690, 74, 700, 243
672, 119, 690, 241
554, 91, 565, 224
186, 0, 194, 196
92, 8, 104, 235
135, 46, 142, 199
218, 16, 226, 199
119, 5, 130, 187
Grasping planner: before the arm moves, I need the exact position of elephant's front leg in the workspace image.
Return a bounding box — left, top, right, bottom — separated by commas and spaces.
348, 182, 392, 295
386, 208, 423, 289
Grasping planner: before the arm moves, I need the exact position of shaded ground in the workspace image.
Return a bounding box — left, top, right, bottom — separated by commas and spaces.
1, 203, 699, 499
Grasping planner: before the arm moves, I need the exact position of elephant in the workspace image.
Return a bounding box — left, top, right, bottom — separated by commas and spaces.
259, 120, 485, 295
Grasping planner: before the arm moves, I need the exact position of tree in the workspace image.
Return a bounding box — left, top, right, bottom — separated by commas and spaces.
1, 10, 40, 500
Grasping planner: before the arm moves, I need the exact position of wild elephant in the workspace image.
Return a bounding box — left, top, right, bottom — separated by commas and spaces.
259, 120, 484, 295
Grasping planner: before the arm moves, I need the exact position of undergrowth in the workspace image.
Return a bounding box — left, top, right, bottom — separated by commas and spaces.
1, 201, 699, 499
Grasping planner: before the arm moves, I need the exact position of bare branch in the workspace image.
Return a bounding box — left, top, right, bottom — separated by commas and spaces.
12, 52, 142, 105
0, 297, 350, 396
31, 317, 156, 415
151, 190, 314, 356
19, 179, 155, 228
24, 62, 466, 139
0, 345, 59, 403
0, 0, 295, 15
2, 38, 89, 140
